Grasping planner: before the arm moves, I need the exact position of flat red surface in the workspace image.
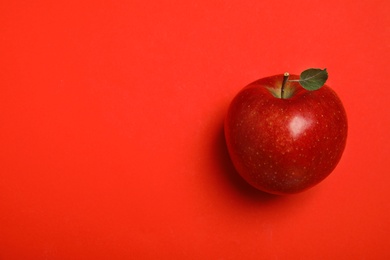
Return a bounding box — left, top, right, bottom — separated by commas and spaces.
1, 0, 389, 259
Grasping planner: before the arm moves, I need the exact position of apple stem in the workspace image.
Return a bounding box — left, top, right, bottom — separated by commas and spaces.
281, 72, 289, 99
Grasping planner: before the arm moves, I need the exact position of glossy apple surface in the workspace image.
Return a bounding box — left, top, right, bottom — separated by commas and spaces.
224, 74, 348, 195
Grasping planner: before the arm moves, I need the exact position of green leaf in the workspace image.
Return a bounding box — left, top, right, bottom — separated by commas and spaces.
299, 68, 328, 91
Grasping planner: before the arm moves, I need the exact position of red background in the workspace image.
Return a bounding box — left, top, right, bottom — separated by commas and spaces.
1, 0, 389, 259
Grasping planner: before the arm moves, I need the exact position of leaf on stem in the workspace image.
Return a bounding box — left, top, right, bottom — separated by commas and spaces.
299, 68, 328, 91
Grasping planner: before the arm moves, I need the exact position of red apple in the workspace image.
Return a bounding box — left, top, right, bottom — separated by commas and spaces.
224, 69, 348, 195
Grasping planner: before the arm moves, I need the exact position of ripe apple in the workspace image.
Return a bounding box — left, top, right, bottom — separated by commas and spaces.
224, 69, 348, 195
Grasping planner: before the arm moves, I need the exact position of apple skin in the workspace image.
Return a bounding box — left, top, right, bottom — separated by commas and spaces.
224, 74, 348, 195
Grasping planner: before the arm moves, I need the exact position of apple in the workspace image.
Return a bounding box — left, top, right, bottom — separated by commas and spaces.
224, 69, 348, 195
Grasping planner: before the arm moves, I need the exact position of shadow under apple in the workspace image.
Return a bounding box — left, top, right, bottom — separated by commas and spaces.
212, 119, 283, 203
